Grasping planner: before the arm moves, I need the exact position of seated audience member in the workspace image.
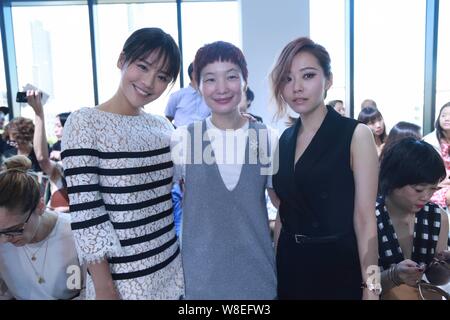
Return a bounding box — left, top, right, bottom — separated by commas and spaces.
1, 123, 17, 160
361, 98, 378, 109
379, 121, 422, 162
376, 138, 449, 300
239, 87, 263, 123
5, 117, 42, 172
358, 106, 387, 157
0, 106, 8, 134
328, 99, 346, 117
423, 102, 450, 209
27, 90, 69, 212
49, 112, 71, 162
0, 155, 82, 300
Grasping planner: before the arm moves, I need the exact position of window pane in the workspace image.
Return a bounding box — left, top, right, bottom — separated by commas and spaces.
310, 0, 346, 108
354, 0, 426, 129
0, 33, 7, 108
12, 5, 94, 136
96, 2, 179, 116
436, 0, 450, 115
181, 1, 241, 82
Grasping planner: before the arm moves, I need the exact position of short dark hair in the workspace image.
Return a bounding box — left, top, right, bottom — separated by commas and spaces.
57, 112, 71, 128
122, 27, 181, 83
379, 138, 446, 196
357, 106, 387, 143
245, 87, 254, 107
187, 62, 194, 81
193, 41, 248, 86
435, 101, 450, 143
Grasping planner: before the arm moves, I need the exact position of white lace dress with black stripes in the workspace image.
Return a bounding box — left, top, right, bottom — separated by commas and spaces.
61, 107, 184, 300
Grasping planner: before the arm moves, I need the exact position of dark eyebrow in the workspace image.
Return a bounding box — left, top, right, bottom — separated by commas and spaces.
138, 58, 171, 77
226, 68, 240, 73
138, 58, 152, 66
299, 67, 319, 72
203, 68, 240, 77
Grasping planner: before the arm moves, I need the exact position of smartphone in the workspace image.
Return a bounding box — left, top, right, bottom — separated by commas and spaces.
16, 91, 28, 103
16, 91, 43, 103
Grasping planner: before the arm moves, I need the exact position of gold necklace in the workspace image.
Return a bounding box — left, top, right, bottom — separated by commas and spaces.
23, 239, 46, 261
22, 238, 49, 284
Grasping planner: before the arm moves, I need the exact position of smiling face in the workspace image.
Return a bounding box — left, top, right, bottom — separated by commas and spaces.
390, 183, 439, 213
281, 51, 332, 116
199, 60, 244, 116
118, 50, 172, 110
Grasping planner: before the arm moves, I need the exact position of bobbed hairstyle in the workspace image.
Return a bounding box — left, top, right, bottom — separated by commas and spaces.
357, 106, 387, 142
379, 138, 446, 196
270, 37, 332, 118
0, 155, 40, 216
193, 41, 248, 87
121, 27, 181, 83
435, 101, 450, 143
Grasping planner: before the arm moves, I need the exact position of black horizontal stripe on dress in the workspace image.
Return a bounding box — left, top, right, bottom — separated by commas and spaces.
67, 177, 172, 194
71, 213, 109, 230
64, 166, 99, 176
61, 146, 170, 160
119, 222, 174, 247
70, 199, 104, 213
112, 207, 173, 229
108, 235, 177, 264
64, 161, 173, 177
104, 193, 172, 212
111, 246, 180, 281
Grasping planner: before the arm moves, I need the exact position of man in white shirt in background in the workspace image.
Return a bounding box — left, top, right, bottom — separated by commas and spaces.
165, 62, 210, 128
165, 63, 210, 239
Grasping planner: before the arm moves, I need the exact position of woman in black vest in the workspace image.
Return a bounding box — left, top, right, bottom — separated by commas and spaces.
270, 37, 380, 299
377, 138, 449, 299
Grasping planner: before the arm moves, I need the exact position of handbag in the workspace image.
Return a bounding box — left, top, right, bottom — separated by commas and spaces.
417, 282, 450, 300
417, 252, 450, 300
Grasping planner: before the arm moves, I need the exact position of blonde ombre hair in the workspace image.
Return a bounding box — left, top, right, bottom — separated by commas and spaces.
270, 37, 332, 119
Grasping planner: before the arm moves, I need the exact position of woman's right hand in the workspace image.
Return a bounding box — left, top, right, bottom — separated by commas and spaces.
26, 90, 44, 116
396, 259, 425, 287
95, 287, 120, 300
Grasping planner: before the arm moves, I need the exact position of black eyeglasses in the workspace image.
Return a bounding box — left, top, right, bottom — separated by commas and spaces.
0, 209, 34, 237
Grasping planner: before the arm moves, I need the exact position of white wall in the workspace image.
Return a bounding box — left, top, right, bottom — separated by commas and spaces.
239, 0, 310, 133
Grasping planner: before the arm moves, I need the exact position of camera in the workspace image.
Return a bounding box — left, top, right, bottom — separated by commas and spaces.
16, 91, 42, 103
